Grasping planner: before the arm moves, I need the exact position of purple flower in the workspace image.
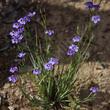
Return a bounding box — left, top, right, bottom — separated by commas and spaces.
17, 27, 24, 33
9, 66, 18, 73
85, 1, 100, 10
18, 52, 26, 58
67, 44, 79, 56
85, 1, 94, 8
11, 38, 21, 44
12, 22, 21, 29
18, 18, 26, 25
32, 11, 36, 16
91, 15, 101, 24
90, 86, 99, 93
8, 75, 17, 83
28, 12, 36, 17
9, 31, 19, 37
72, 36, 81, 43
11, 39, 18, 44
11, 34, 23, 44
67, 49, 75, 56
48, 57, 59, 65
44, 63, 53, 71
45, 30, 54, 36
69, 44, 79, 52
17, 34, 23, 40
32, 69, 41, 75
23, 16, 30, 22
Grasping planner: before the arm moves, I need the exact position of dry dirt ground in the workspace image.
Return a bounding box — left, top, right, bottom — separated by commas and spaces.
0, 0, 110, 110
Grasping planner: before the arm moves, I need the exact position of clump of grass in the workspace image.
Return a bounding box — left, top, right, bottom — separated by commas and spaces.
7, 0, 103, 109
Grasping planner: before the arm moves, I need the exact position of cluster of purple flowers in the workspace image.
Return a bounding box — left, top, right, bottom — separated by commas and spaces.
8, 66, 18, 83
85, 1, 101, 24
67, 36, 80, 56
85, 1, 100, 9
44, 57, 59, 71
7, 1, 101, 83
8, 51, 26, 83
8, 12, 36, 83
31, 57, 58, 74
9, 12, 36, 44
